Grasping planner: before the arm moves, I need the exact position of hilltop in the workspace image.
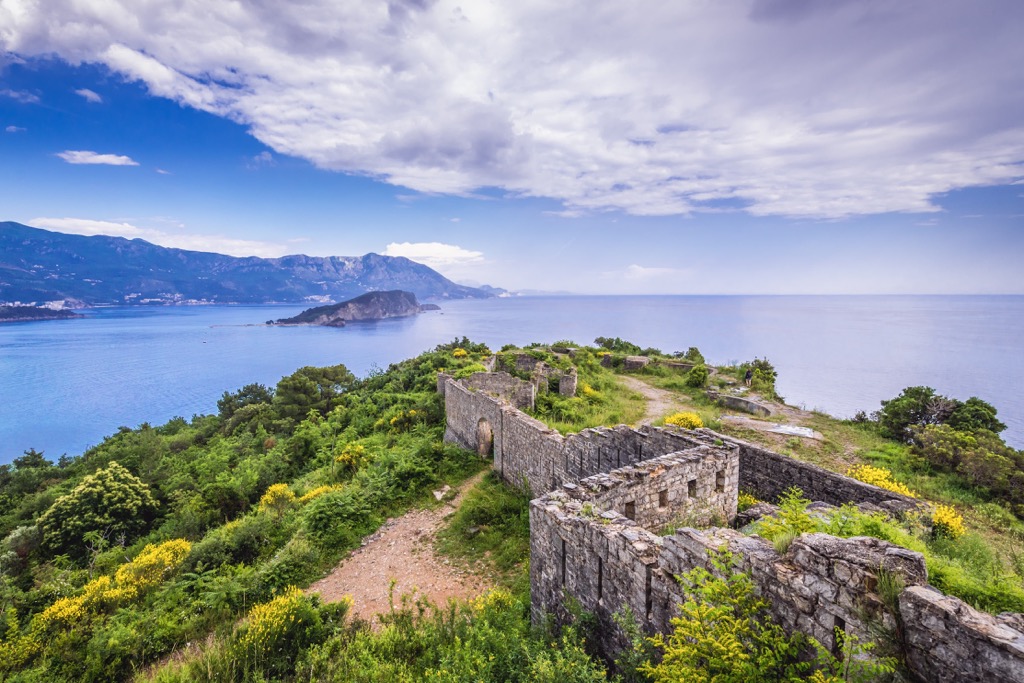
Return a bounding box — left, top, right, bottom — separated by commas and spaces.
0, 221, 492, 306
0, 339, 1021, 682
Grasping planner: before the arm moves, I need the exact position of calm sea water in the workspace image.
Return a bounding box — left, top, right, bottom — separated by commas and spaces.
1, 295, 1021, 464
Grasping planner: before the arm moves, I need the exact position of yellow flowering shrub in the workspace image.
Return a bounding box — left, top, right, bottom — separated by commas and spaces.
334, 442, 368, 473
664, 412, 704, 430
234, 586, 325, 676
932, 504, 966, 539
846, 464, 917, 498
113, 538, 192, 595
388, 409, 421, 432
470, 589, 514, 613
452, 348, 468, 358
259, 483, 296, 515
298, 484, 339, 505
737, 491, 759, 512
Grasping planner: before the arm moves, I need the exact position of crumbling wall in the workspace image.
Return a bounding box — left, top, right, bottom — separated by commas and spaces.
724, 435, 920, 514
464, 371, 536, 410
532, 489, 1024, 683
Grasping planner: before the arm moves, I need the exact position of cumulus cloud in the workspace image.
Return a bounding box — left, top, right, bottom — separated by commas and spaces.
56, 150, 139, 166
0, 88, 39, 103
29, 217, 289, 257
4, 1, 1023, 218
5, 125, 25, 133
74, 87, 102, 102
383, 242, 484, 270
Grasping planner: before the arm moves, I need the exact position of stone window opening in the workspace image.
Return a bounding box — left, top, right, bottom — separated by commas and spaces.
716, 469, 725, 493
658, 489, 668, 508
597, 557, 604, 604
624, 501, 636, 520
687, 479, 697, 499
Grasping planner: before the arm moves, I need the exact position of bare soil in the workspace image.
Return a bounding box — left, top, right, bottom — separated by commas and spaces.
617, 375, 691, 424
306, 471, 493, 623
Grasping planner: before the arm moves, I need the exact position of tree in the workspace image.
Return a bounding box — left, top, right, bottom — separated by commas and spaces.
217, 383, 274, 421
947, 396, 1006, 434
877, 386, 940, 442
273, 365, 355, 423
38, 462, 158, 560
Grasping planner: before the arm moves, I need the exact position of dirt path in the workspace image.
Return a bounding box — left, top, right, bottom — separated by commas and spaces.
307, 471, 492, 622
617, 375, 690, 424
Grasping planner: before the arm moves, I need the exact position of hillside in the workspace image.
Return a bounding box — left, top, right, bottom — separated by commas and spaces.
0, 339, 1021, 682
272, 290, 436, 327
0, 221, 491, 306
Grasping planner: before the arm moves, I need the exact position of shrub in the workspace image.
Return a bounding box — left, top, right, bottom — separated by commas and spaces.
303, 487, 377, 550
737, 491, 759, 512
932, 504, 966, 539
38, 461, 159, 560
233, 587, 335, 680
258, 483, 295, 516
452, 348, 468, 358
665, 412, 704, 430
685, 364, 709, 388
683, 346, 705, 364
846, 464, 917, 498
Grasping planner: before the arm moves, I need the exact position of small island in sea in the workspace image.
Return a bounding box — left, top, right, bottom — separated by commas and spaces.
0, 305, 84, 323
269, 290, 440, 327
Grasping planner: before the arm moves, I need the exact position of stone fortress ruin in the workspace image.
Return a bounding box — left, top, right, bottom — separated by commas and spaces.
438, 357, 1024, 683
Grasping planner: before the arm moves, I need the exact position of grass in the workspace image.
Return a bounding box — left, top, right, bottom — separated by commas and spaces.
435, 472, 532, 588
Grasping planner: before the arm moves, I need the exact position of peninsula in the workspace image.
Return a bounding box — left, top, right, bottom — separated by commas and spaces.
270, 290, 439, 327
0, 305, 84, 323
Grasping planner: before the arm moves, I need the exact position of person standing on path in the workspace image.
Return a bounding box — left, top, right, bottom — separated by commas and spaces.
744, 368, 753, 387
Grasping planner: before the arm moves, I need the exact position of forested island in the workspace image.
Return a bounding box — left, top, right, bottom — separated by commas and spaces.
0, 305, 84, 323
270, 290, 439, 327
1, 338, 1021, 682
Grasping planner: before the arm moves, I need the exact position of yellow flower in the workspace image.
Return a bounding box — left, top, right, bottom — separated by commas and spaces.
664, 412, 704, 430
846, 464, 917, 498
932, 504, 966, 539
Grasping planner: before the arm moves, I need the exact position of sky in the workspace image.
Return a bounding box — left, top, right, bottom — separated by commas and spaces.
0, 0, 1022, 295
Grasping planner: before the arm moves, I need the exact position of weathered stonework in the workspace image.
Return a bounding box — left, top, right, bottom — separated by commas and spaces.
440, 370, 1024, 682
623, 355, 650, 371
707, 390, 774, 416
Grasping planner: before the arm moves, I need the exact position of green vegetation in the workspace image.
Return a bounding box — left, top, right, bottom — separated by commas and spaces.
640, 550, 894, 683
751, 488, 1024, 614
2, 334, 1022, 681
436, 472, 531, 584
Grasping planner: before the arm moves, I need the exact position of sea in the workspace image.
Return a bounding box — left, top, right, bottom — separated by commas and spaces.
1, 295, 1022, 465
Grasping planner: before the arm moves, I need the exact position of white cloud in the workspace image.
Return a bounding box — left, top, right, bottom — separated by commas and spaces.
155, 168, 171, 174
5, 125, 25, 133
28, 217, 290, 258
0, 88, 39, 103
246, 150, 275, 169
3, 2, 1024, 218
56, 150, 139, 166
602, 264, 691, 281
383, 241, 484, 269
74, 87, 102, 103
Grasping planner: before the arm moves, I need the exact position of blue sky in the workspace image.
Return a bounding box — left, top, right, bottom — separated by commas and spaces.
1, 0, 1022, 294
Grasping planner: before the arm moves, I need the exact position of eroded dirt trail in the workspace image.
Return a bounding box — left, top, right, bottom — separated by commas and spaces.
306, 471, 492, 622
617, 374, 690, 424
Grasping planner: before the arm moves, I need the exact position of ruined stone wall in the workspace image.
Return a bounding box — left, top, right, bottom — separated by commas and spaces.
444, 370, 1022, 682
532, 487, 1024, 683
464, 371, 536, 411
724, 435, 920, 514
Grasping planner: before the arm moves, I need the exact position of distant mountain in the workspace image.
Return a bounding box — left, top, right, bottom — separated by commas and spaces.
0, 222, 492, 306
271, 290, 439, 327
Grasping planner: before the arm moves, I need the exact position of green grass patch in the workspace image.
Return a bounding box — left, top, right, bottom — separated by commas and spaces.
436, 472, 531, 584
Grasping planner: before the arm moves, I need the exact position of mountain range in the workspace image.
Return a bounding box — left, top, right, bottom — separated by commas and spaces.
0, 222, 493, 306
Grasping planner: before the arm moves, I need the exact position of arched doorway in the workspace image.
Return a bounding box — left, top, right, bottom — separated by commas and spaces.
477, 418, 494, 457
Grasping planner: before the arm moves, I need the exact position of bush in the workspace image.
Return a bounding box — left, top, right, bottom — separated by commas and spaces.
932, 504, 966, 539
38, 462, 159, 560
846, 464, 917, 498
303, 487, 377, 551
665, 412, 704, 430
685, 364, 709, 388
683, 346, 705, 364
